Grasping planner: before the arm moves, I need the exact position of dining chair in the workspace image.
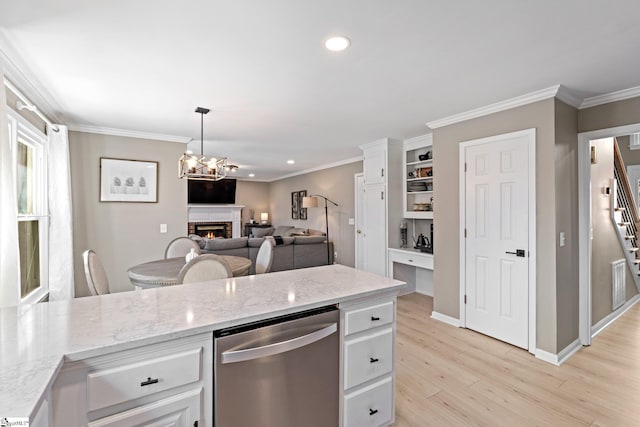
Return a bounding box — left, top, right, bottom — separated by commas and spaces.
255, 237, 275, 274
165, 237, 201, 259
82, 249, 110, 295
177, 254, 232, 284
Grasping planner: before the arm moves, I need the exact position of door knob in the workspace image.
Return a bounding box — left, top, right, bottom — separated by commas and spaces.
505, 249, 526, 257
357, 229, 362, 234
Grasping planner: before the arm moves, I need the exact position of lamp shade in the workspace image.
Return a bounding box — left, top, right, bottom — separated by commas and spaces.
261, 212, 269, 222
302, 196, 318, 208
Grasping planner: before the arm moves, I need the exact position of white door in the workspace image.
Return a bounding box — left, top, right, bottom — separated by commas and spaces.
355, 173, 365, 270
363, 183, 387, 276
464, 133, 531, 349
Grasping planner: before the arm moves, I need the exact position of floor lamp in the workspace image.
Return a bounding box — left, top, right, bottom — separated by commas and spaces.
302, 195, 339, 265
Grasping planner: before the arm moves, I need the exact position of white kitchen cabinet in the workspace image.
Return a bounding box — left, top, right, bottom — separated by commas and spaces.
403, 134, 433, 219
88, 388, 201, 427
359, 138, 403, 277
340, 295, 397, 427
51, 333, 212, 427
31, 394, 51, 427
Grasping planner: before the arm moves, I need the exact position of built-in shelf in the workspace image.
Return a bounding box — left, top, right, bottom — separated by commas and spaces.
404, 135, 434, 219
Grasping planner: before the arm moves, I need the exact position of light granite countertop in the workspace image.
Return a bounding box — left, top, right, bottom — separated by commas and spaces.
0, 264, 404, 418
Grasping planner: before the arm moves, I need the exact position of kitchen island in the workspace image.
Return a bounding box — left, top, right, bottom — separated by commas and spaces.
0, 264, 404, 426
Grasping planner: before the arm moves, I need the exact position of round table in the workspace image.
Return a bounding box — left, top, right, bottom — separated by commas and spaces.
127, 256, 252, 289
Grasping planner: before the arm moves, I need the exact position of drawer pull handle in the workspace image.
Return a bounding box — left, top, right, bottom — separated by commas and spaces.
140, 377, 159, 387
369, 408, 378, 416
370, 357, 380, 363
408, 259, 413, 262
371, 316, 380, 321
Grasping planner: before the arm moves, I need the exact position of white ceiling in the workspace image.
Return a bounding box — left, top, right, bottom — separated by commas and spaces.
2, 0, 640, 180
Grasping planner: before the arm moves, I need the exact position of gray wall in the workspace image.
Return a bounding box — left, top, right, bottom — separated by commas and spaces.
70, 132, 187, 295
578, 97, 640, 133
235, 180, 270, 226
432, 98, 559, 353
268, 161, 362, 268
616, 135, 640, 166
554, 99, 580, 350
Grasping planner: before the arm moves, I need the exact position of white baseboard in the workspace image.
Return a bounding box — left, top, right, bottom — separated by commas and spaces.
592, 293, 640, 338
430, 311, 461, 327
535, 338, 582, 366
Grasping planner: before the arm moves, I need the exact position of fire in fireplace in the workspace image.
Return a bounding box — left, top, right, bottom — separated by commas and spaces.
188, 221, 233, 239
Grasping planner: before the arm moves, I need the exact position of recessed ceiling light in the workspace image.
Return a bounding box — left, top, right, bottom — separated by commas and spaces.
325, 36, 350, 52
249, 173, 255, 178
287, 160, 295, 164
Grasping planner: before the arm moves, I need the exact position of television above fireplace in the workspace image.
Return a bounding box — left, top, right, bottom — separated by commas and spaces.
188, 178, 237, 204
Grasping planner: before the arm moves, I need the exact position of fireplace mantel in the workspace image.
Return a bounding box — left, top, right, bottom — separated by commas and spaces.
188, 205, 245, 238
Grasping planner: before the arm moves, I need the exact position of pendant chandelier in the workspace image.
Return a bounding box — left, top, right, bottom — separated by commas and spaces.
178, 107, 230, 181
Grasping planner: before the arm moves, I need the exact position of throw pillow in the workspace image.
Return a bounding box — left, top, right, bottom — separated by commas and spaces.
252, 227, 275, 238
283, 227, 308, 237
273, 225, 294, 236
189, 234, 206, 249
307, 229, 327, 236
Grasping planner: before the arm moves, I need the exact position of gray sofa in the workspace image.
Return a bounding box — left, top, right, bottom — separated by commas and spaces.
191, 230, 334, 274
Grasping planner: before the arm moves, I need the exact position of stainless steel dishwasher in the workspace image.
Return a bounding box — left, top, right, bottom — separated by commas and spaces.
214, 306, 339, 427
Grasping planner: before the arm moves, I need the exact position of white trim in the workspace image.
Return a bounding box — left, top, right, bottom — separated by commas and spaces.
535, 339, 582, 366
354, 172, 364, 271
0, 39, 64, 124
592, 293, 640, 338
430, 311, 461, 327
580, 85, 640, 109
578, 123, 640, 346
555, 86, 583, 109
427, 85, 563, 129
459, 128, 537, 353
269, 155, 363, 182
403, 133, 433, 150
67, 124, 192, 143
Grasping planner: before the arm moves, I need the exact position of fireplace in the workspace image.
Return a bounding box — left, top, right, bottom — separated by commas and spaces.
187, 205, 244, 238
188, 221, 233, 239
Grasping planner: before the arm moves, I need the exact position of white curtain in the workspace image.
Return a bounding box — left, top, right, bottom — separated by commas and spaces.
0, 64, 21, 308
47, 124, 75, 300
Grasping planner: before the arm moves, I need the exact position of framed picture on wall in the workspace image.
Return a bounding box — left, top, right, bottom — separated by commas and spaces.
298, 190, 307, 220
100, 157, 158, 203
291, 191, 299, 219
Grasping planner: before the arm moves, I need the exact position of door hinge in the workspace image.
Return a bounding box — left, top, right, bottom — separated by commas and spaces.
381, 191, 384, 200
464, 294, 467, 304
464, 162, 467, 172
464, 228, 467, 238
381, 168, 385, 177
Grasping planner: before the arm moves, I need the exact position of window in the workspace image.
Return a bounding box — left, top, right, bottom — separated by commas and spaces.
7, 110, 49, 304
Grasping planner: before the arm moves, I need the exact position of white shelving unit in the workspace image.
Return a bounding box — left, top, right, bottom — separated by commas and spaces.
403, 134, 433, 219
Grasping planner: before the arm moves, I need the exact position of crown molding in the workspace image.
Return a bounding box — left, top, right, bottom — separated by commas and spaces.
269, 155, 363, 182
0, 35, 65, 124
68, 124, 192, 143
580, 85, 640, 109
427, 85, 568, 129
555, 85, 583, 108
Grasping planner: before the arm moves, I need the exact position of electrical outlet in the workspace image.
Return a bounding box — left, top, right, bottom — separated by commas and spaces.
559, 231, 565, 247
160, 224, 167, 233
348, 218, 355, 225
334, 251, 338, 261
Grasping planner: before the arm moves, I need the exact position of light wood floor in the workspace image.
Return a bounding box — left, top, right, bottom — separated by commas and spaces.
393, 293, 640, 426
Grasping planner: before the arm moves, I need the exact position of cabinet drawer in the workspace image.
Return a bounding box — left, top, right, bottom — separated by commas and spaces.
89, 388, 201, 427
345, 301, 393, 336
344, 376, 393, 427
344, 328, 393, 389
87, 348, 201, 412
